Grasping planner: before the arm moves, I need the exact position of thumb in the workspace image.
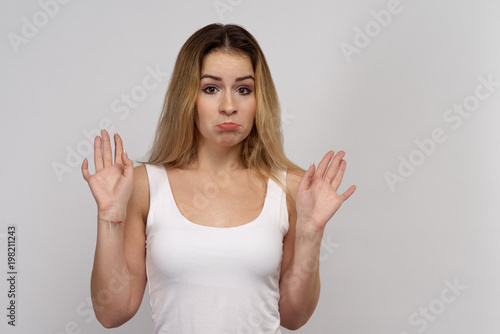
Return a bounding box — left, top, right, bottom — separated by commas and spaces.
122, 151, 134, 179
297, 161, 315, 192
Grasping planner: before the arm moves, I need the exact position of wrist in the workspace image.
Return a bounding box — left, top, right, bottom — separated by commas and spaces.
97, 208, 127, 222
296, 219, 325, 239
97, 216, 126, 224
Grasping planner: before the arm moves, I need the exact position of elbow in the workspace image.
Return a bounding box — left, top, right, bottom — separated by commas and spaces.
91, 294, 139, 329
281, 316, 309, 331
94, 307, 134, 329
101, 322, 117, 329
96, 315, 123, 329
280, 299, 318, 330
282, 323, 302, 331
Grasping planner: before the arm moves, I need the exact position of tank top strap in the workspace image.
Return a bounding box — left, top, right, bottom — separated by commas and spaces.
144, 163, 173, 235
145, 164, 289, 235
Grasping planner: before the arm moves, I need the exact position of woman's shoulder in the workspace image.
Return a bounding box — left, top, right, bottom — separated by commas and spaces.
284, 167, 304, 216
133, 164, 148, 180
124, 165, 150, 225
286, 167, 304, 196
136, 163, 169, 179
131, 165, 150, 198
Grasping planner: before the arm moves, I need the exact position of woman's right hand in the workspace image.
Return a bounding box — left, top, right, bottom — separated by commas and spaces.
81, 129, 134, 217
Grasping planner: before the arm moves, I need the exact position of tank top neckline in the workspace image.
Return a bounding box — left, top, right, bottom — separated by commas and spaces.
162, 166, 272, 230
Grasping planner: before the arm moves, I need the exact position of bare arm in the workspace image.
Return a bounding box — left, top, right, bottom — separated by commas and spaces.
279, 170, 321, 330
82, 130, 148, 328
279, 221, 322, 330
279, 152, 356, 330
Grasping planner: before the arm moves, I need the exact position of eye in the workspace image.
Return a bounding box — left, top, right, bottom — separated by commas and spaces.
237, 87, 252, 95
202, 86, 218, 94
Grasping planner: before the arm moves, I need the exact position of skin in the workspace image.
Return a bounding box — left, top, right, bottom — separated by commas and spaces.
81, 50, 356, 330
194, 51, 257, 173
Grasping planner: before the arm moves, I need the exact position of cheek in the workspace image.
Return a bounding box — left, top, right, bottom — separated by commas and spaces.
195, 98, 209, 123
241, 96, 256, 114
248, 101, 257, 122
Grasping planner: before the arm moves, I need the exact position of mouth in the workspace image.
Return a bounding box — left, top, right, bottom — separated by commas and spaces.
216, 122, 240, 131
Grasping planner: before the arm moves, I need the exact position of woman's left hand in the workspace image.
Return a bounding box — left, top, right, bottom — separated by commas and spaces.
296, 150, 357, 235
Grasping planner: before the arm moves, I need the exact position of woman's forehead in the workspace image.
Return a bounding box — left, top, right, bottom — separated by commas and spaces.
201, 51, 254, 76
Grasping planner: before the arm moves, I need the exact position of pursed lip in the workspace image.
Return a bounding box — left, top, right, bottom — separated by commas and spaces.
216, 122, 240, 130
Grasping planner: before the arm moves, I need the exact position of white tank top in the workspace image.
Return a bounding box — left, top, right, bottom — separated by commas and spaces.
144, 164, 289, 334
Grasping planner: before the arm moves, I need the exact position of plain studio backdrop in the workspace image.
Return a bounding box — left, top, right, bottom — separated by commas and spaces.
1, 0, 500, 333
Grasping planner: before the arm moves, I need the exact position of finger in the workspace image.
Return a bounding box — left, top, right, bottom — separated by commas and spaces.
340, 184, 357, 202
114, 133, 124, 165
94, 135, 103, 171
81, 158, 91, 181
101, 129, 113, 167
122, 151, 134, 180
297, 161, 315, 192
315, 150, 335, 181
324, 151, 345, 184
330, 159, 347, 191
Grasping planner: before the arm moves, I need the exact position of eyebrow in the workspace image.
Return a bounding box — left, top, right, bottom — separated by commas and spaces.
200, 74, 255, 82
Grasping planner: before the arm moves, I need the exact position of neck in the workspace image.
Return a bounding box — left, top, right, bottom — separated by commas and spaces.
189, 139, 246, 174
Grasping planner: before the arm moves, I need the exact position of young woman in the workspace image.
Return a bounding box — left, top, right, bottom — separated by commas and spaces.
82, 23, 356, 333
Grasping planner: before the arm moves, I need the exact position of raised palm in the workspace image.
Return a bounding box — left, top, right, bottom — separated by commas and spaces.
296, 150, 356, 234
81, 130, 134, 214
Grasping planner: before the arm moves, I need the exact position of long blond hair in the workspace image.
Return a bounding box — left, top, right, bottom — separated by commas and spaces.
143, 23, 304, 203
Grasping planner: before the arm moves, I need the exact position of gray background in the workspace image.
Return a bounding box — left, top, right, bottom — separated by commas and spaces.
1, 0, 500, 333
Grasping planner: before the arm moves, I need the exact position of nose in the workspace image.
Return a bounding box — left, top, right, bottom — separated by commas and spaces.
219, 90, 237, 115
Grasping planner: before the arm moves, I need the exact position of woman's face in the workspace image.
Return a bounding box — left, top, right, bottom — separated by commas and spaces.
195, 50, 256, 148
